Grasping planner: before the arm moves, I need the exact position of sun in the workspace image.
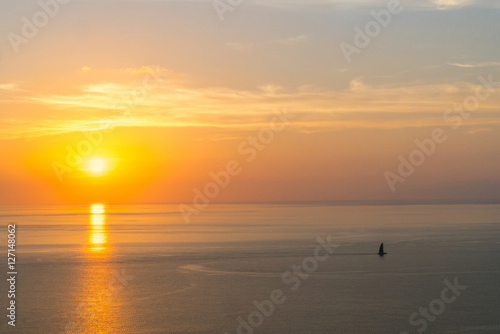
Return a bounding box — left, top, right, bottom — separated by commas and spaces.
88, 157, 107, 175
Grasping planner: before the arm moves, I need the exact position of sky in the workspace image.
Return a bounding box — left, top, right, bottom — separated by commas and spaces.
0, 0, 499, 204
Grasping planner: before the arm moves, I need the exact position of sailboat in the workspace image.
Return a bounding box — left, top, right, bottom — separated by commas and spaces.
378, 243, 387, 256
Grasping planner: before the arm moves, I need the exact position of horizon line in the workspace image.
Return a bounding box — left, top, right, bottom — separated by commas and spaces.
2, 199, 500, 207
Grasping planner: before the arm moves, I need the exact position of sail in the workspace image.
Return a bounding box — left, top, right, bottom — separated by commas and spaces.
378, 243, 384, 254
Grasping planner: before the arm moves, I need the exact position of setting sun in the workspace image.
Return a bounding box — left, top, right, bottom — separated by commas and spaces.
88, 157, 107, 175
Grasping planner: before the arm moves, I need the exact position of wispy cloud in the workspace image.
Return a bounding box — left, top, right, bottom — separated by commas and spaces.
0, 83, 19, 91
271, 34, 308, 46
3, 75, 498, 140
448, 62, 500, 68
247, 0, 487, 10
428, 0, 476, 9
122, 66, 169, 74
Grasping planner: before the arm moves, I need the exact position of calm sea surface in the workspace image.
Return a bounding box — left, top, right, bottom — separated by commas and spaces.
0, 204, 499, 333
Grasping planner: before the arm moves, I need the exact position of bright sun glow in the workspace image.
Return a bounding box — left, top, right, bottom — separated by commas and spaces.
90, 203, 105, 214
89, 157, 106, 175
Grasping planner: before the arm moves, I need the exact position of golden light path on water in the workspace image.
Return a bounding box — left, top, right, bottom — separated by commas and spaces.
88, 203, 107, 252
66, 203, 127, 333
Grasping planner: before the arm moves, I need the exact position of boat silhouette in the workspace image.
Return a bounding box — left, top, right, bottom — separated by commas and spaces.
378, 243, 387, 256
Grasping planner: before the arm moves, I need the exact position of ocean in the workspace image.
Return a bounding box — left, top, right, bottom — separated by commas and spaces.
1, 203, 499, 333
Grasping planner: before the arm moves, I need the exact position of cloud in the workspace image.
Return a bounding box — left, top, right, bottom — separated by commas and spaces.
428, 0, 476, 9
243, 0, 494, 11
6, 75, 499, 140
0, 83, 18, 91
258, 84, 284, 95
349, 79, 367, 92
122, 66, 169, 74
448, 62, 500, 68
250, 0, 493, 11
271, 34, 308, 46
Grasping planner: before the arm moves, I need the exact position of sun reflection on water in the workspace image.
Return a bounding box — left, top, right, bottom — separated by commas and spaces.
88, 203, 108, 253
91, 203, 105, 214
72, 204, 122, 333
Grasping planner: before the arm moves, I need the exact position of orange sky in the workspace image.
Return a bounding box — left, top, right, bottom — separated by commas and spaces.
1, 0, 499, 205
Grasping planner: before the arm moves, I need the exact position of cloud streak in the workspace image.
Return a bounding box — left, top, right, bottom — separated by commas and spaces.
0, 83, 19, 91
271, 34, 308, 46
2, 75, 499, 139
449, 62, 500, 68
